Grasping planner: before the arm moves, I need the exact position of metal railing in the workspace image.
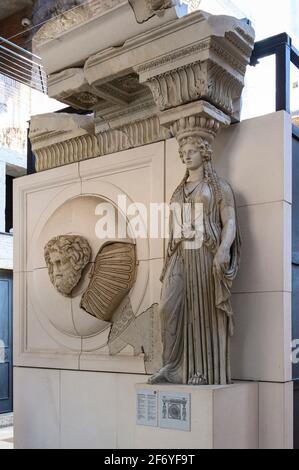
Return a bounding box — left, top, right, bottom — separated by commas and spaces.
0, 36, 47, 93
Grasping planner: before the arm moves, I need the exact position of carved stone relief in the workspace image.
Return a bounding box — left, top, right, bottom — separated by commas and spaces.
47, 69, 105, 111
39, 191, 161, 369
30, 112, 169, 172
108, 300, 163, 374
142, 59, 243, 115
44, 235, 92, 297
45, 236, 137, 321
81, 242, 137, 322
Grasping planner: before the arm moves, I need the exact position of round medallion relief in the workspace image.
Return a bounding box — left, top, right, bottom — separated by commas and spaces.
28, 194, 139, 340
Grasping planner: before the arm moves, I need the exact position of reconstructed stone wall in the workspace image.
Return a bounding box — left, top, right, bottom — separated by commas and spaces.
13, 2, 294, 449
14, 111, 293, 449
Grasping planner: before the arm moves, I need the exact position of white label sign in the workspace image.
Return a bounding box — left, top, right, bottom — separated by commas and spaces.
136, 389, 158, 427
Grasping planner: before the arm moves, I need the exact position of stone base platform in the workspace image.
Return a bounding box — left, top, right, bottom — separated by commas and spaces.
135, 382, 259, 449
15, 367, 291, 449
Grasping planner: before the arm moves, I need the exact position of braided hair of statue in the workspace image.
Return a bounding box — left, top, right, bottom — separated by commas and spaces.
172, 136, 223, 204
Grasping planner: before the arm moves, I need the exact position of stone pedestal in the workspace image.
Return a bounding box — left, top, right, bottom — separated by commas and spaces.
135, 382, 259, 449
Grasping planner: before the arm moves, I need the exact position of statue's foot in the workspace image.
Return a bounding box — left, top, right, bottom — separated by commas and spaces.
147, 369, 169, 385
188, 373, 207, 386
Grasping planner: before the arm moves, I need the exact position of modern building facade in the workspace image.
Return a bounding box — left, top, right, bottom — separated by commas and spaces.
0, 74, 29, 415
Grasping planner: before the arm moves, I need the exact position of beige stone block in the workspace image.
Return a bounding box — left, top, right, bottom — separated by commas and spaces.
135, 382, 258, 449
26, 183, 83, 272
14, 367, 60, 449
231, 292, 292, 383
165, 111, 292, 208
13, 163, 80, 273
233, 201, 291, 294
79, 351, 146, 375
36, 2, 179, 75
60, 370, 118, 449
116, 374, 144, 449
80, 142, 165, 261
13, 272, 81, 370
214, 111, 292, 206
13, 369, 262, 449
259, 382, 293, 449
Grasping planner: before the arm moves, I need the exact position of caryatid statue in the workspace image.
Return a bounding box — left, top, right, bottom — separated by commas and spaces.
149, 114, 241, 386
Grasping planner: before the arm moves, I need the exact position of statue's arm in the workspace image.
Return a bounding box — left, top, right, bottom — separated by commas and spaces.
213, 181, 237, 276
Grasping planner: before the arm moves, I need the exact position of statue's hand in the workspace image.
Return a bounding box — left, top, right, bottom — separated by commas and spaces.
213, 248, 230, 276
182, 224, 196, 240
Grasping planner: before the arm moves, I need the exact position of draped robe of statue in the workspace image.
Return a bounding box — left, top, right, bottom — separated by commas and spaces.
159, 174, 241, 385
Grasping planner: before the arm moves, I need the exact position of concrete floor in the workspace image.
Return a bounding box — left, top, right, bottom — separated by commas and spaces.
0, 427, 14, 450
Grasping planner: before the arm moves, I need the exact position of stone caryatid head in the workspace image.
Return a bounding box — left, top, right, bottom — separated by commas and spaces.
44, 235, 91, 297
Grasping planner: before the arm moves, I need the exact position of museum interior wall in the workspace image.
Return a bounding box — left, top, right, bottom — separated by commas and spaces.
12, 0, 294, 449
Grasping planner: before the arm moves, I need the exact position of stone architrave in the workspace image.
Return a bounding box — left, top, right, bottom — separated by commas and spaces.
30, 9, 254, 172
29, 112, 99, 172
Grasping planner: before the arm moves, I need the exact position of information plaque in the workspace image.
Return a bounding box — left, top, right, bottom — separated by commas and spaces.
159, 392, 191, 432
136, 389, 158, 427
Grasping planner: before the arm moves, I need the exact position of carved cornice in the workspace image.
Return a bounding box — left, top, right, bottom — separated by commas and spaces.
210, 41, 246, 74
235, 26, 255, 47
34, 134, 100, 172
30, 113, 95, 151
136, 40, 210, 75
225, 30, 253, 58
136, 38, 247, 77
143, 59, 243, 116
32, 115, 169, 172
133, 21, 254, 120
98, 116, 170, 155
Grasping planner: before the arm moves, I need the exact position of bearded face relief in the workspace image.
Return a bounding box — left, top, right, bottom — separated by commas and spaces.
44, 235, 92, 297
